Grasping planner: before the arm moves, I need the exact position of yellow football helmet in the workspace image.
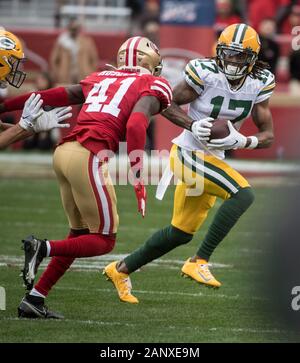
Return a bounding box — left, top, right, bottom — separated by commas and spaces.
216, 23, 261, 80
0, 30, 26, 88
117, 36, 162, 76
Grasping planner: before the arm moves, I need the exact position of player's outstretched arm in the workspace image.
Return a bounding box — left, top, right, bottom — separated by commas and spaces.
0, 124, 32, 149
0, 121, 14, 132
162, 80, 198, 130
0, 84, 84, 113
0, 93, 72, 149
250, 98, 274, 149
126, 96, 160, 217
0, 93, 43, 149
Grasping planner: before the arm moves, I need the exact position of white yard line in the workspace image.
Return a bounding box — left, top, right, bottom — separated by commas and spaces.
0, 254, 233, 271
57, 286, 241, 300
1, 317, 136, 327
208, 327, 286, 334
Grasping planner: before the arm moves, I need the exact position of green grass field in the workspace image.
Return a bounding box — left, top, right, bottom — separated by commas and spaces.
0, 177, 298, 343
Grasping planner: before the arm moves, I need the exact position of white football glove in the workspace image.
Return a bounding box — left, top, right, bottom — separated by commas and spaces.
207, 120, 247, 150
32, 106, 72, 133
191, 117, 213, 141
19, 93, 44, 131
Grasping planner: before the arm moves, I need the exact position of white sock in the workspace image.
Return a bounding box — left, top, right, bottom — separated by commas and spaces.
46, 240, 51, 257
30, 288, 46, 299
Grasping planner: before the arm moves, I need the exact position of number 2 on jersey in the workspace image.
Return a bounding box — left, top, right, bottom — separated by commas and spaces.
86, 77, 136, 117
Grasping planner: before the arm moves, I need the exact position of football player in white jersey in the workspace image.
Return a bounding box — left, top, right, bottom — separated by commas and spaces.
104, 23, 275, 303
0, 30, 72, 149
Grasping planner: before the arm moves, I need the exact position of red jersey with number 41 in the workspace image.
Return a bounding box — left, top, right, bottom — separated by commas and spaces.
62, 70, 172, 155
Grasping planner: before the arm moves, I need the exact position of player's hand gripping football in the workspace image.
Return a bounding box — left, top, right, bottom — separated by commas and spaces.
207, 120, 247, 150
134, 180, 147, 218
190, 116, 213, 141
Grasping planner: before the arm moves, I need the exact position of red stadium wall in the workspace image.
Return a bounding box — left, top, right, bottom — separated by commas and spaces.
10, 28, 127, 71
235, 106, 300, 159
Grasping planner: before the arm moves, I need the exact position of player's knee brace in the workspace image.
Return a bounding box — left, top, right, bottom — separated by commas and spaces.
232, 187, 255, 212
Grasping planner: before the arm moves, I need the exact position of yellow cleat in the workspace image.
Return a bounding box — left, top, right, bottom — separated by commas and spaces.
103, 261, 139, 304
181, 258, 221, 288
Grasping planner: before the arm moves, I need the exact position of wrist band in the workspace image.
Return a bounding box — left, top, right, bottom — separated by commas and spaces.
245, 136, 259, 149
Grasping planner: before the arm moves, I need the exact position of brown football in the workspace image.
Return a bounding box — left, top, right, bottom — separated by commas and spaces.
209, 119, 230, 140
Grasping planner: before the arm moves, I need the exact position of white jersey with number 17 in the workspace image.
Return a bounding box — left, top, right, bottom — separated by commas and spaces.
172, 58, 275, 159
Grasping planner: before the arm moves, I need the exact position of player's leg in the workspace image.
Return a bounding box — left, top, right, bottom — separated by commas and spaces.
104, 217, 194, 303
179, 147, 255, 286
45, 142, 117, 257
19, 143, 118, 318
21, 144, 85, 289
195, 152, 254, 260
121, 183, 215, 273
23, 143, 117, 263
23, 143, 116, 263
18, 229, 89, 320
31, 229, 89, 297
103, 145, 215, 302
19, 146, 85, 318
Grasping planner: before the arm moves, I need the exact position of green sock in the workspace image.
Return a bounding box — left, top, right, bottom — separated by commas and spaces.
124, 225, 193, 273
197, 187, 255, 261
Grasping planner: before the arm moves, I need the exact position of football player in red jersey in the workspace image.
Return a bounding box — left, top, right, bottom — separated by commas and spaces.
0, 36, 172, 319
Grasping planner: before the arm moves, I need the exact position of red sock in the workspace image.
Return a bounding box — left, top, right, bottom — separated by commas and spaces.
34, 256, 75, 297
49, 233, 115, 258
34, 229, 91, 297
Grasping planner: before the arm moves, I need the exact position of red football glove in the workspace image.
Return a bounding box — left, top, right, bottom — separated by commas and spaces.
134, 180, 147, 218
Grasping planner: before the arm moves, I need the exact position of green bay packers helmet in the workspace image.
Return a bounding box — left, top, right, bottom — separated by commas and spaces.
0, 30, 26, 88
117, 36, 162, 76
216, 23, 261, 80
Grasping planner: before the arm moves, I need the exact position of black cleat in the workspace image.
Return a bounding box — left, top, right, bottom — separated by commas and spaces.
22, 235, 46, 290
18, 295, 64, 319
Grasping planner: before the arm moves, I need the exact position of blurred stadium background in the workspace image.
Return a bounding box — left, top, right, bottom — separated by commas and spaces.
0, 0, 299, 160
1, 0, 300, 343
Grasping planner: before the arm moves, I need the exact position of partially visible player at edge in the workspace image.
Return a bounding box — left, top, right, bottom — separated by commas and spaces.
0, 36, 172, 318
103, 23, 275, 303
0, 30, 72, 148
